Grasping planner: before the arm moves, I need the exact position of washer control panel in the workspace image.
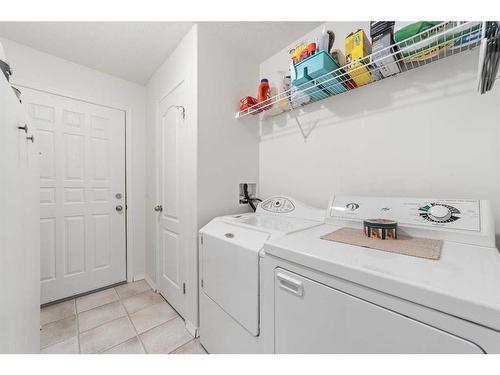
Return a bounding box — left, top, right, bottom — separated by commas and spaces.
328, 196, 481, 232
256, 196, 325, 222
260, 197, 295, 213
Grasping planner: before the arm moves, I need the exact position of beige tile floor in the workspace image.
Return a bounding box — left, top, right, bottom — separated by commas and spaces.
40, 280, 207, 354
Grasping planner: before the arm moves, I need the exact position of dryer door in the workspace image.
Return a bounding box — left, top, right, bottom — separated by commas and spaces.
274, 268, 484, 353
201, 221, 269, 336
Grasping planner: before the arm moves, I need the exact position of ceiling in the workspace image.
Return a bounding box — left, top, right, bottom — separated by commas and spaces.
0, 22, 194, 85
0, 22, 322, 85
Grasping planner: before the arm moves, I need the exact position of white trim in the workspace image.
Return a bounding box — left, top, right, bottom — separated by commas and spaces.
158, 79, 185, 104
12, 78, 136, 283
144, 273, 158, 292
185, 319, 199, 338
132, 274, 145, 282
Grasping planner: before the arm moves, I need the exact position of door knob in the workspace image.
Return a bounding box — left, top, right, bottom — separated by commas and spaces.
154, 205, 163, 212
26, 135, 34, 143
115, 205, 123, 212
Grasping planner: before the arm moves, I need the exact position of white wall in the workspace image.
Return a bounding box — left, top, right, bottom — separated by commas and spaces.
197, 24, 260, 228
0, 73, 40, 353
0, 37, 147, 279
145, 25, 199, 327
259, 22, 500, 239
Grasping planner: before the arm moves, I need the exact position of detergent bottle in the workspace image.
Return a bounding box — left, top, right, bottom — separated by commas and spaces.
257, 78, 272, 111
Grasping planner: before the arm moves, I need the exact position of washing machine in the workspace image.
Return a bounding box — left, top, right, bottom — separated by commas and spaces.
260, 195, 500, 353
199, 196, 324, 353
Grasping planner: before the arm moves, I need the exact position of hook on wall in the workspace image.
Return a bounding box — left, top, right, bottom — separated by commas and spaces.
168, 105, 186, 120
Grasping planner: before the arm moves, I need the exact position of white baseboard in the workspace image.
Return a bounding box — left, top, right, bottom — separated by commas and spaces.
144, 274, 157, 292
133, 274, 145, 282
185, 319, 199, 338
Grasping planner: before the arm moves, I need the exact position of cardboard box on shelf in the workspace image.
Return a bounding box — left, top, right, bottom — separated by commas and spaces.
345, 29, 372, 64
345, 29, 372, 86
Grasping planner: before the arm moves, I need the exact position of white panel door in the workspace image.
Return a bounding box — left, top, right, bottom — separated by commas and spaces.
156, 83, 187, 316
0, 78, 40, 353
22, 88, 126, 304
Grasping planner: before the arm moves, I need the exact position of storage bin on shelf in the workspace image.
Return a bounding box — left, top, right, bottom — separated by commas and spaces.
292, 51, 348, 101
395, 22, 482, 63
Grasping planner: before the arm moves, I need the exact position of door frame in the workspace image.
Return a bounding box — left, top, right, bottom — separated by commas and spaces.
154, 79, 186, 308
12, 78, 134, 283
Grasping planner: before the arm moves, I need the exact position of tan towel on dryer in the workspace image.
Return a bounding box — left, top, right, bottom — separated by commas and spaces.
320, 227, 442, 260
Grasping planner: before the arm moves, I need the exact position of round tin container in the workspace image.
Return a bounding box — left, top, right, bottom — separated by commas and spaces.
363, 219, 398, 240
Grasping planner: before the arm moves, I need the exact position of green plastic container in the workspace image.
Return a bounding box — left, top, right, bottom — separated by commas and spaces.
292, 51, 347, 100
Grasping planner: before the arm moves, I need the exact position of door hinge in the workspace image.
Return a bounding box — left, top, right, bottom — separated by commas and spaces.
200, 235, 203, 245
201, 279, 204, 288
183, 282, 186, 294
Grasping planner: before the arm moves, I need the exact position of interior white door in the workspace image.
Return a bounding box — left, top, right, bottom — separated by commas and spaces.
0, 78, 40, 353
157, 83, 187, 316
21, 87, 126, 304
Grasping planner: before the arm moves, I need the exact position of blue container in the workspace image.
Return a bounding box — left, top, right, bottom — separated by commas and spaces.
292, 51, 347, 101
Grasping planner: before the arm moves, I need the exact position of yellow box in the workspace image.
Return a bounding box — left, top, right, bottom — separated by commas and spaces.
345, 29, 372, 64
347, 62, 372, 86
345, 29, 372, 86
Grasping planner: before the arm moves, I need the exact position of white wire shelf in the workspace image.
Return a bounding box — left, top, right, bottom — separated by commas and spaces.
235, 21, 485, 120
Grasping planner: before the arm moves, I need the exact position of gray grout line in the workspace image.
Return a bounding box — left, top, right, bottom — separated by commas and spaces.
96, 316, 138, 354
126, 314, 147, 354
41, 282, 185, 354
117, 287, 148, 354
122, 287, 187, 354
133, 313, 180, 337
74, 299, 81, 354
92, 287, 144, 354
170, 338, 205, 354
94, 285, 161, 354
75, 300, 124, 334
123, 299, 182, 353
168, 337, 196, 354
81, 286, 141, 354
39, 315, 79, 350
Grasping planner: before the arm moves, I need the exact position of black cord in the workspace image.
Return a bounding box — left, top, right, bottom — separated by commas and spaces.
243, 183, 256, 212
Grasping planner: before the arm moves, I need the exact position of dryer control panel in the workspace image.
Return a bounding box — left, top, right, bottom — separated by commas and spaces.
326, 195, 495, 247
329, 196, 480, 231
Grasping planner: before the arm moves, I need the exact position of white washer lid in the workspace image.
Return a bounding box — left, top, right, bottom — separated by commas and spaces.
234, 213, 322, 235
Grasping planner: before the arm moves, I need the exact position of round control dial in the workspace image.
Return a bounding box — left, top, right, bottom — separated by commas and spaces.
418, 203, 460, 223
428, 205, 452, 222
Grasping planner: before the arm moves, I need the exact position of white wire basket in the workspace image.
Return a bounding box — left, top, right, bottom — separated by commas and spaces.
235, 21, 484, 119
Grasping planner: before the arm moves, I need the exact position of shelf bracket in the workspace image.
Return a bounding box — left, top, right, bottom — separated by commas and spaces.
290, 106, 316, 143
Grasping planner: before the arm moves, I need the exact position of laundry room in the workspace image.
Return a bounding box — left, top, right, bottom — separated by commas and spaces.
1, 1, 500, 372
